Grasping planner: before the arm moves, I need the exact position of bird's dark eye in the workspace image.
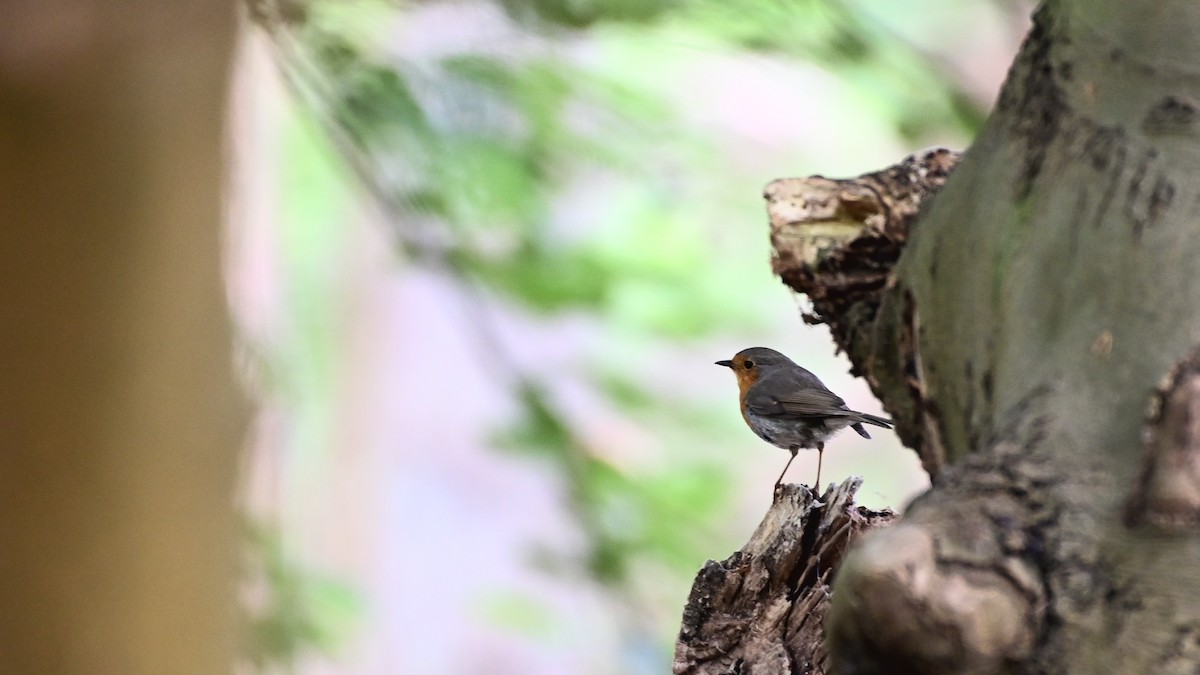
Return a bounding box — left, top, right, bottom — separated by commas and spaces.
743, 359, 755, 369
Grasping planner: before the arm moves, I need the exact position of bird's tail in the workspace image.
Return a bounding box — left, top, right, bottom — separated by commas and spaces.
850, 413, 893, 439
858, 413, 893, 429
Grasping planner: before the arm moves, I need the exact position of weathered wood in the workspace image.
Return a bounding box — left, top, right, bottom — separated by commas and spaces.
673, 479, 896, 675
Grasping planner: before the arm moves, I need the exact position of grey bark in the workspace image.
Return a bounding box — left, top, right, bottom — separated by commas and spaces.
676, 1, 1200, 673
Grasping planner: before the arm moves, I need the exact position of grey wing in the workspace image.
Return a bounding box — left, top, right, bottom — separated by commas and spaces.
745, 381, 851, 419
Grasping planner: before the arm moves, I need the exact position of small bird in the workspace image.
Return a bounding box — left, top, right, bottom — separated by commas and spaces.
716, 347, 892, 489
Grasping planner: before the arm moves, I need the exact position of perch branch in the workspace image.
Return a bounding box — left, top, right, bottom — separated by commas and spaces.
673, 479, 896, 675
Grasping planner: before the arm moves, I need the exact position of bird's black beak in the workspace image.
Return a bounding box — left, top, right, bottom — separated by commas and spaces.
715, 360, 734, 368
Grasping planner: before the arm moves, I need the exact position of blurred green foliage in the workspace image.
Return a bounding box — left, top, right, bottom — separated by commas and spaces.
241, 521, 363, 669
245, 0, 1004, 669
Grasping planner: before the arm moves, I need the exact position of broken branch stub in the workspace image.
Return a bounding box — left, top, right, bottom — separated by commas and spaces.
765, 148, 960, 475
673, 479, 897, 675
766, 148, 960, 341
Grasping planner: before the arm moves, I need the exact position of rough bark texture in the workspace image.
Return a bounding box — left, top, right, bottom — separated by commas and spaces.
0, 3, 241, 674
678, 0, 1200, 673
674, 480, 896, 675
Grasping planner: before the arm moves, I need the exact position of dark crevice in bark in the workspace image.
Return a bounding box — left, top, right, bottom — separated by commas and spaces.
1142, 95, 1200, 137
996, 4, 1070, 199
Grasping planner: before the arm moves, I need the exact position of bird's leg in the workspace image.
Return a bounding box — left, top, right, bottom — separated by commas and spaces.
775, 447, 799, 488
814, 442, 824, 489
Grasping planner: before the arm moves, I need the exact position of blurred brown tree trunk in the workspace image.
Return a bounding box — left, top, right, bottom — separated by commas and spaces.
677, 1, 1200, 673
0, 3, 242, 674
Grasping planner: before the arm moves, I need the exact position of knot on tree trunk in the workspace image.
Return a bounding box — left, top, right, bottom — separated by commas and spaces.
826, 442, 1057, 675
1127, 346, 1200, 530
673, 479, 896, 675
826, 522, 1037, 675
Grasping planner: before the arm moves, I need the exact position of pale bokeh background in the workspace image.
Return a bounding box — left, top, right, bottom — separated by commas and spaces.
227, 3, 1030, 672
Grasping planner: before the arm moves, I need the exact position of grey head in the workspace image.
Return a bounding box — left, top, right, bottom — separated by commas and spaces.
729, 347, 795, 369
714, 346, 798, 371
715, 347, 832, 396
715, 343, 801, 369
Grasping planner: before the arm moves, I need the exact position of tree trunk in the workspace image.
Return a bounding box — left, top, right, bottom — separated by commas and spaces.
676, 1, 1200, 672
0, 3, 241, 674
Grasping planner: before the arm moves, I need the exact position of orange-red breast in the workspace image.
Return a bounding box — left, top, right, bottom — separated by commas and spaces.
716, 347, 892, 488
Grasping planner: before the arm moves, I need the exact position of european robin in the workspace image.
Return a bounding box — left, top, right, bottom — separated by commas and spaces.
716, 347, 893, 488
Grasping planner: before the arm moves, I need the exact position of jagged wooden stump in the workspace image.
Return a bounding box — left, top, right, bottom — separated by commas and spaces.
673, 479, 896, 674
